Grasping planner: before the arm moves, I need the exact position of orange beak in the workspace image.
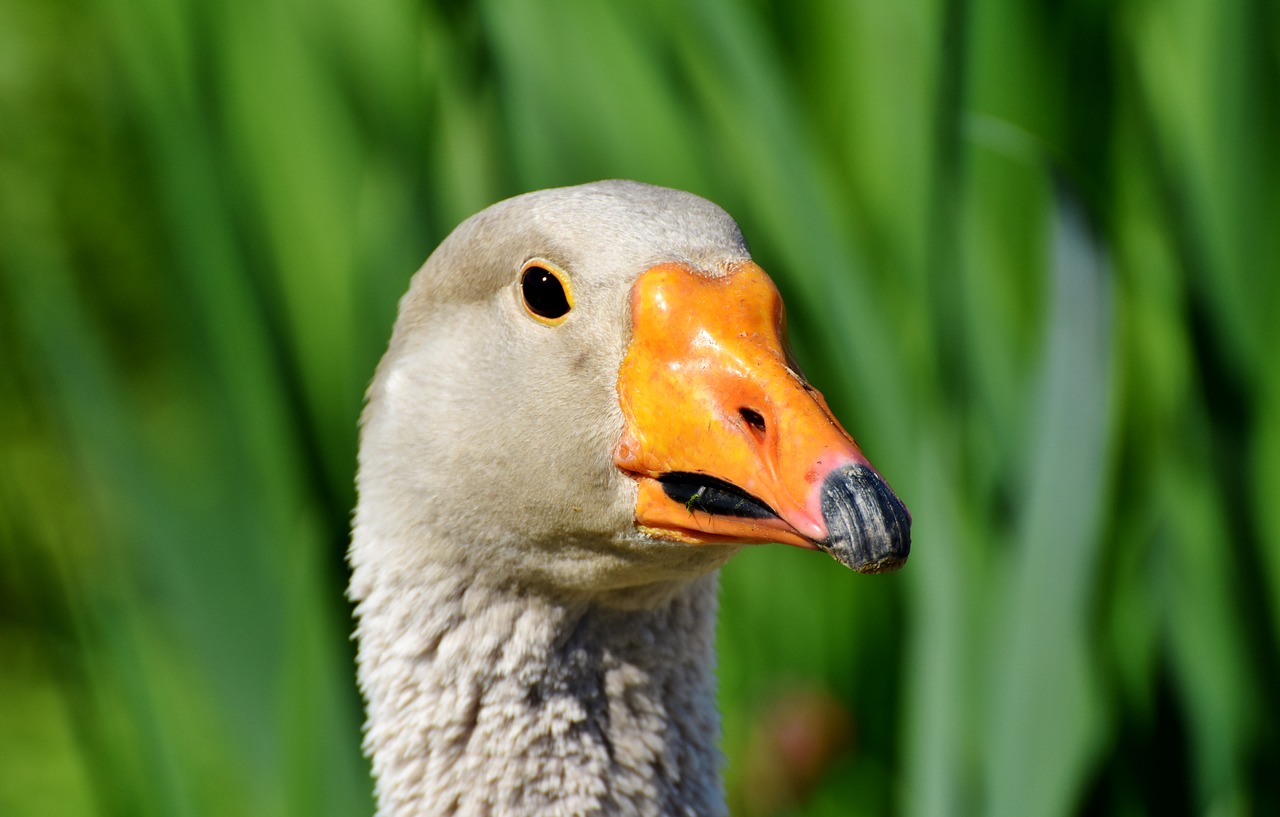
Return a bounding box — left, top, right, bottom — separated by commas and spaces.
614, 262, 910, 573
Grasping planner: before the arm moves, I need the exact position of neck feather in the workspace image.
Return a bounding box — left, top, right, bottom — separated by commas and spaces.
352, 555, 727, 817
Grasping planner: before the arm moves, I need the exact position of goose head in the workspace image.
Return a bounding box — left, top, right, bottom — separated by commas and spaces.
353, 180, 909, 603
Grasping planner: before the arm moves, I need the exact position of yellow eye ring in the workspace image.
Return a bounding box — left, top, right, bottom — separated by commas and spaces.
518, 259, 574, 325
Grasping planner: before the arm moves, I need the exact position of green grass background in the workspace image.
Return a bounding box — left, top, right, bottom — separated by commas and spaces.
2, 0, 1277, 814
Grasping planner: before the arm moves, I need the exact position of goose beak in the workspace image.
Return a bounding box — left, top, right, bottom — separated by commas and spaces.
614, 262, 910, 573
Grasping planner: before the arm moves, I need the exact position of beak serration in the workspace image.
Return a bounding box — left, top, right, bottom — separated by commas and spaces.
819, 463, 911, 573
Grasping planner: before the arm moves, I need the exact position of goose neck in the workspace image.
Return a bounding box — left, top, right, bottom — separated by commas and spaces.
353, 566, 727, 816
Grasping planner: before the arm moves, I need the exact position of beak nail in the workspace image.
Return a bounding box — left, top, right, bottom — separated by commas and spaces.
818, 463, 911, 573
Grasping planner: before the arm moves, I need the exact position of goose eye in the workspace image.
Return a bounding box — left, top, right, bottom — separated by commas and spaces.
520, 262, 573, 324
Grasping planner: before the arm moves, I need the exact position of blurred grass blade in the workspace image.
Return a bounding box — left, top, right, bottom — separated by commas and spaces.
984, 187, 1114, 817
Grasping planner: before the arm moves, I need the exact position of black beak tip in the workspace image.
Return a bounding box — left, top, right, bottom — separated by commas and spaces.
818, 463, 912, 574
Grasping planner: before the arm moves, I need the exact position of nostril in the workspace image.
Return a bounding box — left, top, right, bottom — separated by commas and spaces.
739, 408, 767, 438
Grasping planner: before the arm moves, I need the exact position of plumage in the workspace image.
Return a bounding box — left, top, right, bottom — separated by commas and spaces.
350, 180, 909, 816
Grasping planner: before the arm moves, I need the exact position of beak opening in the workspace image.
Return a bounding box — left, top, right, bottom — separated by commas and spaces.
818, 463, 911, 573
657, 472, 779, 520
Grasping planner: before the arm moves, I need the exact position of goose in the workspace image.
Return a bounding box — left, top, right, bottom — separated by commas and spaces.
349, 180, 910, 816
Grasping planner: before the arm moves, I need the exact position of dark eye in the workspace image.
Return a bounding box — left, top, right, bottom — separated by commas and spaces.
520, 263, 573, 323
